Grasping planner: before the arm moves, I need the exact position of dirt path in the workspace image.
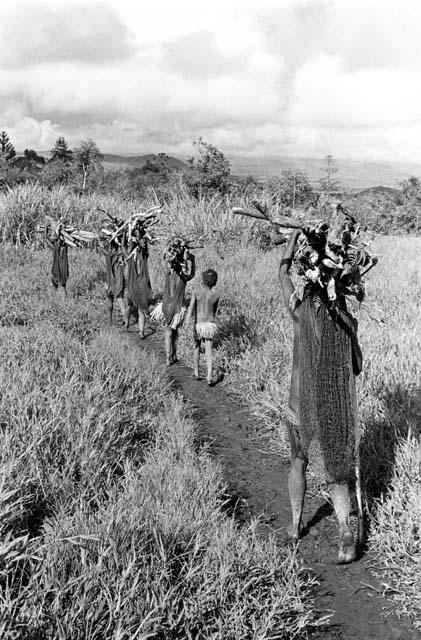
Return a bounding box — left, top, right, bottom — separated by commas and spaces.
124, 324, 417, 640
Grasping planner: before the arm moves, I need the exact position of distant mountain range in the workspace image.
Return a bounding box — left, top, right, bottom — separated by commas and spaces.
102, 153, 185, 171
101, 152, 421, 190
226, 155, 421, 190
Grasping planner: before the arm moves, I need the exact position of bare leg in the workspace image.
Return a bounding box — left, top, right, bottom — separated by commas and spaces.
205, 339, 214, 385
116, 298, 127, 325
107, 295, 114, 324
138, 310, 146, 338
171, 329, 178, 363
329, 483, 356, 564
126, 302, 132, 331
288, 453, 307, 539
165, 327, 172, 366
193, 339, 200, 378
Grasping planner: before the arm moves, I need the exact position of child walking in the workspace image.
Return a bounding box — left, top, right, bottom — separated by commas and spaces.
186, 268, 219, 386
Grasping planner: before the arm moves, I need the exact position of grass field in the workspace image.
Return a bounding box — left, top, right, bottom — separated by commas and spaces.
0, 184, 420, 633
174, 235, 421, 626
0, 246, 316, 638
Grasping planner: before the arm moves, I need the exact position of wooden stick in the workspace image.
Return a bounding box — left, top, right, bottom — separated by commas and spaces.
252, 200, 270, 219
355, 434, 365, 547
232, 207, 269, 221
232, 207, 306, 230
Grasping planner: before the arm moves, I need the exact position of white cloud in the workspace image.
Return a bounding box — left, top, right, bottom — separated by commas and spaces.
1, 0, 421, 162
0, 2, 135, 68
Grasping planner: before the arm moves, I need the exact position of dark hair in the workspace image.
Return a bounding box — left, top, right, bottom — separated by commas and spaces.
202, 268, 218, 287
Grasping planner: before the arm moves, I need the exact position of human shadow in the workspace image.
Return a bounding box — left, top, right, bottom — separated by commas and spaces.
216, 309, 260, 357
302, 501, 334, 538
360, 382, 420, 508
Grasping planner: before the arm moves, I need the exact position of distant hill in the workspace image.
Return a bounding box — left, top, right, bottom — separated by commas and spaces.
101, 152, 421, 190
33, 148, 421, 190
352, 185, 400, 199
102, 153, 186, 172
226, 156, 421, 191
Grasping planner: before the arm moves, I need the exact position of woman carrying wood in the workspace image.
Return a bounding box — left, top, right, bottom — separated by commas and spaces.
152, 237, 195, 365
45, 223, 69, 297
124, 223, 153, 338
97, 236, 127, 325
279, 207, 372, 564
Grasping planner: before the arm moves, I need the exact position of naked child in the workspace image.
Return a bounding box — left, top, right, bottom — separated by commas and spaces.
186, 268, 219, 386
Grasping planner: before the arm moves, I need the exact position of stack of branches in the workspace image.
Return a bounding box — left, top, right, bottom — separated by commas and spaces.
99, 209, 125, 247
164, 235, 203, 273
37, 215, 97, 248
99, 206, 163, 259
233, 201, 382, 320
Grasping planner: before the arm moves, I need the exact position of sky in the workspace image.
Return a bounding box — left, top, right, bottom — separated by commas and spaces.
1, 0, 421, 162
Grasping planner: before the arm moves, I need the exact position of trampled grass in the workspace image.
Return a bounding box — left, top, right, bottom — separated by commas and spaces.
0, 246, 316, 638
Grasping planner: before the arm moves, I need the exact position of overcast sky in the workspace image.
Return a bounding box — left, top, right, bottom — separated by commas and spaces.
1, 0, 421, 162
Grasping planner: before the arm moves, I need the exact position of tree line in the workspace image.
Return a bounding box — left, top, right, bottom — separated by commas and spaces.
0, 132, 104, 194
1, 129, 420, 233
0, 130, 336, 203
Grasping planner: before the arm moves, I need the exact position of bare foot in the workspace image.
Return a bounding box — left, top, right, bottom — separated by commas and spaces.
287, 523, 303, 540
213, 371, 225, 385
337, 531, 357, 564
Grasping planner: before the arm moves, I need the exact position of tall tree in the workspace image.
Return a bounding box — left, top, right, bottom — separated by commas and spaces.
319, 154, 340, 199
142, 153, 171, 179
14, 149, 46, 173
73, 139, 104, 193
269, 169, 315, 210
0, 130, 16, 162
184, 138, 231, 198
51, 136, 73, 163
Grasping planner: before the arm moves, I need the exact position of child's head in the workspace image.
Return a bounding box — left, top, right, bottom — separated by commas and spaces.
202, 268, 218, 288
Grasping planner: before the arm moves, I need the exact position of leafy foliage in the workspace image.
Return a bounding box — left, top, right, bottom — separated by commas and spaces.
268, 169, 315, 211
73, 139, 104, 193
319, 154, 341, 198
0, 130, 16, 162
51, 136, 73, 163
183, 137, 231, 198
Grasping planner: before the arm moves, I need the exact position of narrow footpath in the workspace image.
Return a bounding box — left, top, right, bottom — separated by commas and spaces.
124, 323, 417, 640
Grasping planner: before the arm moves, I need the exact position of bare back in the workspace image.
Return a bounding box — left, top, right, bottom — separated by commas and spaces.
194, 286, 219, 324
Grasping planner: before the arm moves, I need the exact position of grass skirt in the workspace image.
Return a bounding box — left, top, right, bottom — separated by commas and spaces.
196, 321, 217, 340
151, 302, 186, 330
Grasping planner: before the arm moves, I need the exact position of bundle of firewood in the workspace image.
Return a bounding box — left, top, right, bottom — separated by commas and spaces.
37, 216, 97, 247
232, 201, 378, 305
163, 235, 203, 273
99, 206, 162, 253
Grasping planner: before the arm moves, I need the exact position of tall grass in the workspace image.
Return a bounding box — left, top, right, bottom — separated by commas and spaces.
1, 184, 420, 626
173, 236, 421, 624
0, 246, 316, 638
0, 183, 260, 249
